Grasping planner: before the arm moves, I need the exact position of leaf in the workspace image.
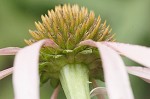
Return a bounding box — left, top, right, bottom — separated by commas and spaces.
90, 87, 107, 98
80, 40, 134, 99
13, 39, 54, 99
0, 47, 21, 55
127, 66, 150, 83
104, 42, 150, 68
0, 67, 13, 80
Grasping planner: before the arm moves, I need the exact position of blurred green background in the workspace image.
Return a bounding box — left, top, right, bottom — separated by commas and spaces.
0, 0, 150, 99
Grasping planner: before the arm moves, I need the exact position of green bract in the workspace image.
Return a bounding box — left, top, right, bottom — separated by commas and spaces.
25, 4, 114, 87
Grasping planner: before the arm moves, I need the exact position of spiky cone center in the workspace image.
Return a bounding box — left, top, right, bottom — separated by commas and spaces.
25, 4, 114, 86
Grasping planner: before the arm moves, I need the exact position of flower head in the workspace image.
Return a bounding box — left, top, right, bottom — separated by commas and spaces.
24, 4, 115, 86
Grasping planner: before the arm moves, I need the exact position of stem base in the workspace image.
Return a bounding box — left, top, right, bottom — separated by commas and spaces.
59, 64, 90, 99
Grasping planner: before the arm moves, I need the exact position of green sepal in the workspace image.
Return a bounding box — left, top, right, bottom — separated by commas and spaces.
40, 72, 50, 86
50, 78, 60, 88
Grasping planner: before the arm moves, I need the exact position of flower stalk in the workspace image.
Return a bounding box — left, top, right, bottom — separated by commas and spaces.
59, 64, 90, 99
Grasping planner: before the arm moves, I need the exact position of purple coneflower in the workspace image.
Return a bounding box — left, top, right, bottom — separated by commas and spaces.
0, 4, 150, 99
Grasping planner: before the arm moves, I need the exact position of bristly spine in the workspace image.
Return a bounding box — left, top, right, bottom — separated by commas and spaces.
25, 4, 114, 49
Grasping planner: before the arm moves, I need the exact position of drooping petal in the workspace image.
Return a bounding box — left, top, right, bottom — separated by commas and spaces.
142, 78, 150, 83
0, 47, 21, 55
50, 85, 60, 99
79, 39, 97, 47
97, 43, 134, 99
104, 42, 150, 68
91, 80, 105, 99
80, 40, 134, 99
13, 39, 56, 99
90, 87, 107, 99
127, 66, 150, 83
0, 67, 13, 80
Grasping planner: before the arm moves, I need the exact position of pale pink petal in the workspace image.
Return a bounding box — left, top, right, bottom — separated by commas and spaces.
43, 39, 59, 48
50, 85, 60, 99
0, 47, 21, 55
79, 39, 97, 47
90, 87, 107, 99
127, 66, 150, 83
104, 42, 150, 68
80, 40, 134, 99
142, 78, 150, 83
13, 39, 54, 99
97, 43, 134, 99
0, 67, 13, 80
92, 80, 105, 99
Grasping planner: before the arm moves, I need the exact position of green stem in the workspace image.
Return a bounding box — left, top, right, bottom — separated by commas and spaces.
59, 64, 90, 99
